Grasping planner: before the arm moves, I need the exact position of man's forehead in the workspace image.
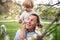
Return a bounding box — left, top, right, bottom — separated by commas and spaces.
29, 15, 37, 18
29, 15, 37, 19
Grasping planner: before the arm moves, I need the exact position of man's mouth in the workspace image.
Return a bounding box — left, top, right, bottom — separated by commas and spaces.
26, 23, 31, 26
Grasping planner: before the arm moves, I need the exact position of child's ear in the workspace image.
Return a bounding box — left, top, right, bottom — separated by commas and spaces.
35, 23, 38, 28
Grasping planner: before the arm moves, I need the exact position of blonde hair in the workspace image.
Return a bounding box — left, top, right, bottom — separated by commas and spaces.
22, 0, 34, 8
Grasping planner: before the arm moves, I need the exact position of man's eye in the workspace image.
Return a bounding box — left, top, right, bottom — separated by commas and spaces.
31, 19, 33, 21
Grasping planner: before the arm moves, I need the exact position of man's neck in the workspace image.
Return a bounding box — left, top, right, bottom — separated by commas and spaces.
27, 28, 35, 32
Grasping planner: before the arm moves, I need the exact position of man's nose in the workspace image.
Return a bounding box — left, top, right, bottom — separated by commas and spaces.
27, 20, 31, 23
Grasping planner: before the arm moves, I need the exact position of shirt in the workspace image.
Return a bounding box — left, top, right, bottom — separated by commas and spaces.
14, 29, 37, 40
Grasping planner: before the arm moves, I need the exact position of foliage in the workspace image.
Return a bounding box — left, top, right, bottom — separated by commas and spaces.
40, 8, 59, 21
6, 2, 20, 19
0, 5, 3, 15
34, 4, 59, 21
0, 1, 21, 20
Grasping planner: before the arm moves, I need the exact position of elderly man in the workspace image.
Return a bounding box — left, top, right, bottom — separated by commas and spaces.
14, 14, 42, 40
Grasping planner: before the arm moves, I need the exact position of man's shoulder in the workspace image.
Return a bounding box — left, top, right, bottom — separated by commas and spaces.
16, 29, 21, 34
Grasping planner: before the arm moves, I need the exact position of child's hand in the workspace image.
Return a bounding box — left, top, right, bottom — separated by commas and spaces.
19, 19, 22, 23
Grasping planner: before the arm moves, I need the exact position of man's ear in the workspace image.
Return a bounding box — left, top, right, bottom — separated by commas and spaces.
36, 23, 39, 26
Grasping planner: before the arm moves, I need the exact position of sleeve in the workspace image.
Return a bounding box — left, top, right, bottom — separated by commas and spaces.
19, 12, 25, 21
14, 29, 21, 40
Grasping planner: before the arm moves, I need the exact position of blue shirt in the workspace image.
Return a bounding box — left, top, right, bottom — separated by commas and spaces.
14, 29, 37, 40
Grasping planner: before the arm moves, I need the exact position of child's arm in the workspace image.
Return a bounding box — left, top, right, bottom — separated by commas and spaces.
19, 12, 25, 24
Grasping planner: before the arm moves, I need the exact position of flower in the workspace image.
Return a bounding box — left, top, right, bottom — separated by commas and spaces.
28, 34, 37, 40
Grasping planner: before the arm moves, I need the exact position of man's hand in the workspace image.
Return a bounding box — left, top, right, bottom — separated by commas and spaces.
19, 37, 25, 40
20, 24, 26, 40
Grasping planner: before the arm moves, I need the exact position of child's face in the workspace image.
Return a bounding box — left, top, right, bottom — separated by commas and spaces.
25, 8, 31, 12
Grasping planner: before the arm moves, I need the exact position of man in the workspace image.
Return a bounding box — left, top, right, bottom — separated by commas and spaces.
14, 14, 42, 40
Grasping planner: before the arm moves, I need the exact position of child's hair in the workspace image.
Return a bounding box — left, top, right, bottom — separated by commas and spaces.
22, 0, 34, 8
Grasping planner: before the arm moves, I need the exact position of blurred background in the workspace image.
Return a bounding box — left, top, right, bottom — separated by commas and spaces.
0, 0, 60, 40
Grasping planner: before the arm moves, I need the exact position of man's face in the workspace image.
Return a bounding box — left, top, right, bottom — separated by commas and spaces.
25, 15, 37, 30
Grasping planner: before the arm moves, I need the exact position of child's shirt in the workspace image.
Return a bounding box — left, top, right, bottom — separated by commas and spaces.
20, 11, 33, 23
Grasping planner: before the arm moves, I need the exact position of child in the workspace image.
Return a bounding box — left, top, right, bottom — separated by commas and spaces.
19, 0, 43, 25
18, 0, 34, 40
19, 0, 34, 24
